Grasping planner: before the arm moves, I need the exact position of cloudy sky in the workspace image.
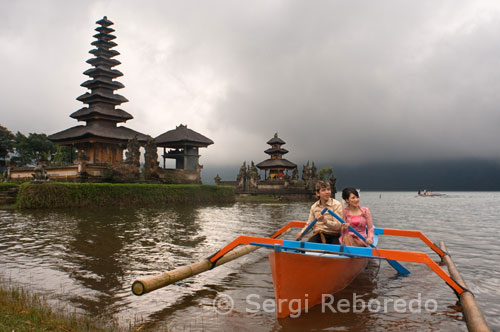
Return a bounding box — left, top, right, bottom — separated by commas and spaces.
2, 0, 500, 180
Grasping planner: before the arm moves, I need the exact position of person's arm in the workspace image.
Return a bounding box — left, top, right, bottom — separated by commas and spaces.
336, 204, 344, 221
365, 207, 374, 245
341, 206, 349, 233
325, 201, 344, 231
333, 202, 344, 227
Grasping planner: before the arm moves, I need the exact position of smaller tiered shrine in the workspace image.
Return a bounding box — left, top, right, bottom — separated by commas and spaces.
154, 124, 213, 183
256, 133, 297, 180
215, 133, 337, 200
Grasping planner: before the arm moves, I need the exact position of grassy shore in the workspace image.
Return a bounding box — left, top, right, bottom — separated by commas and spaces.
0, 282, 139, 332
235, 194, 314, 203
16, 182, 235, 209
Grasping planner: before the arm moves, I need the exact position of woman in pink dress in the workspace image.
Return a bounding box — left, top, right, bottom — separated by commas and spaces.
340, 187, 374, 247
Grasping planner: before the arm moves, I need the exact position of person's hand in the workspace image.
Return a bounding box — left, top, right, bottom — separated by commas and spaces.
295, 231, 303, 240
341, 223, 349, 231
315, 212, 326, 223
366, 238, 373, 245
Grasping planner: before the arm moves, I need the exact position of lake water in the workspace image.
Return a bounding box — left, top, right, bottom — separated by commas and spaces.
0, 192, 498, 331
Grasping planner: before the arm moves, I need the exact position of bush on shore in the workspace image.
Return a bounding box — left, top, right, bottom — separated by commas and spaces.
0, 183, 19, 191
16, 182, 235, 209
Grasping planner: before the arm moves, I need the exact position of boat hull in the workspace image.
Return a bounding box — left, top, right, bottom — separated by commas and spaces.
418, 193, 445, 197
269, 251, 368, 318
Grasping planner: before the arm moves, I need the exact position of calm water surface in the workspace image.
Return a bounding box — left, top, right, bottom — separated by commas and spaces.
1, 192, 499, 331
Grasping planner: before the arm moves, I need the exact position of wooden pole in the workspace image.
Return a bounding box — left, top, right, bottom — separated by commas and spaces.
132, 229, 291, 296
439, 241, 491, 332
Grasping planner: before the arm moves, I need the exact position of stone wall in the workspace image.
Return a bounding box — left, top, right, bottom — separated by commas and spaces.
157, 168, 201, 184
9, 165, 80, 180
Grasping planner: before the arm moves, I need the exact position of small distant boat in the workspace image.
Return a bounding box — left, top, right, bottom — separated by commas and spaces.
418, 190, 445, 197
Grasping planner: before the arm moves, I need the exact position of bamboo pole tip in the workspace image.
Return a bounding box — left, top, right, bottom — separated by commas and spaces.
132, 280, 146, 296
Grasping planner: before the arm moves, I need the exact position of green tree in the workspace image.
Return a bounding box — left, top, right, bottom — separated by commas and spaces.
52, 145, 76, 165
0, 124, 15, 166
13, 132, 58, 166
318, 167, 333, 181
319, 167, 337, 194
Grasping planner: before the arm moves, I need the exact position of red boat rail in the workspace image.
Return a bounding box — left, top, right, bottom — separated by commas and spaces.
378, 228, 447, 257
267, 222, 447, 259
269, 220, 306, 239
209, 220, 307, 263
210, 233, 466, 295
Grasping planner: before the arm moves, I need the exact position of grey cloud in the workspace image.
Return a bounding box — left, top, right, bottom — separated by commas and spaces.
1, 1, 499, 171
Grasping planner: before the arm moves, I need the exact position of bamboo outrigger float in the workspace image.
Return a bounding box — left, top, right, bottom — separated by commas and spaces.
440, 241, 491, 332
132, 211, 490, 329
131, 221, 302, 296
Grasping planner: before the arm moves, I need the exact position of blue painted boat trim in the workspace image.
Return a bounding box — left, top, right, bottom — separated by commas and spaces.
249, 233, 379, 258
280, 240, 375, 255
250, 242, 387, 260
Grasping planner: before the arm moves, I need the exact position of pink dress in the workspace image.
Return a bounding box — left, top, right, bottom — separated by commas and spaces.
341, 206, 374, 245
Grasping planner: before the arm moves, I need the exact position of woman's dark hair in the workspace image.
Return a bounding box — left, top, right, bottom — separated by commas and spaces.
342, 187, 359, 201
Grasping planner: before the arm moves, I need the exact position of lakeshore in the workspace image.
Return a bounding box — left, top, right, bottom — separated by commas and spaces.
1, 182, 235, 209
0, 182, 312, 210
0, 281, 125, 332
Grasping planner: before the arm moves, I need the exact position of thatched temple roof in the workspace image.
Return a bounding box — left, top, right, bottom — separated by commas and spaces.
154, 124, 214, 148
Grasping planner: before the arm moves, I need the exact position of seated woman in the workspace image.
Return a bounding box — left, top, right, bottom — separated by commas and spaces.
296, 181, 343, 244
340, 187, 374, 247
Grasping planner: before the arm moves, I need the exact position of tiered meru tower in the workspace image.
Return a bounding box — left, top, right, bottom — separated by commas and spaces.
256, 133, 297, 179
49, 16, 148, 164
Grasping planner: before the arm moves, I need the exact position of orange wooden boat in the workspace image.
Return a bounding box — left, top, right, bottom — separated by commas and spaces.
133, 218, 467, 319
269, 249, 368, 317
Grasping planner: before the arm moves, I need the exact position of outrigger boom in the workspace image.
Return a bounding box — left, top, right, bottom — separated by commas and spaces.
131, 218, 492, 329
208, 228, 465, 296
132, 220, 465, 296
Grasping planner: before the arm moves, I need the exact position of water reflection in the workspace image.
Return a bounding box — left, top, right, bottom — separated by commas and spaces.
1, 194, 499, 331
63, 208, 130, 315
277, 266, 379, 331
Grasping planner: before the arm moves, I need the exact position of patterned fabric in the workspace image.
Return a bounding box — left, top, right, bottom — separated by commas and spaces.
341, 206, 374, 244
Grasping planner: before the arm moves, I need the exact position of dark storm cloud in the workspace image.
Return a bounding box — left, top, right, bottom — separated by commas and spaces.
1, 1, 499, 173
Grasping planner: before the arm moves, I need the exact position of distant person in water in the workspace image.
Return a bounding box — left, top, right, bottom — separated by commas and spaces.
296, 181, 343, 244
340, 187, 374, 247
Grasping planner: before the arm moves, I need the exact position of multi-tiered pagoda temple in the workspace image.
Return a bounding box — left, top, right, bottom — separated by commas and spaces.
49, 16, 149, 164
256, 133, 297, 179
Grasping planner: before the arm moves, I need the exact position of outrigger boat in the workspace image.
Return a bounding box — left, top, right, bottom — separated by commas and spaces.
203, 208, 466, 318
132, 209, 472, 319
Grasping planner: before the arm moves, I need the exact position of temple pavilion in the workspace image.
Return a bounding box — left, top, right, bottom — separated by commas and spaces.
155, 124, 213, 171
48, 16, 149, 163
256, 133, 297, 179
